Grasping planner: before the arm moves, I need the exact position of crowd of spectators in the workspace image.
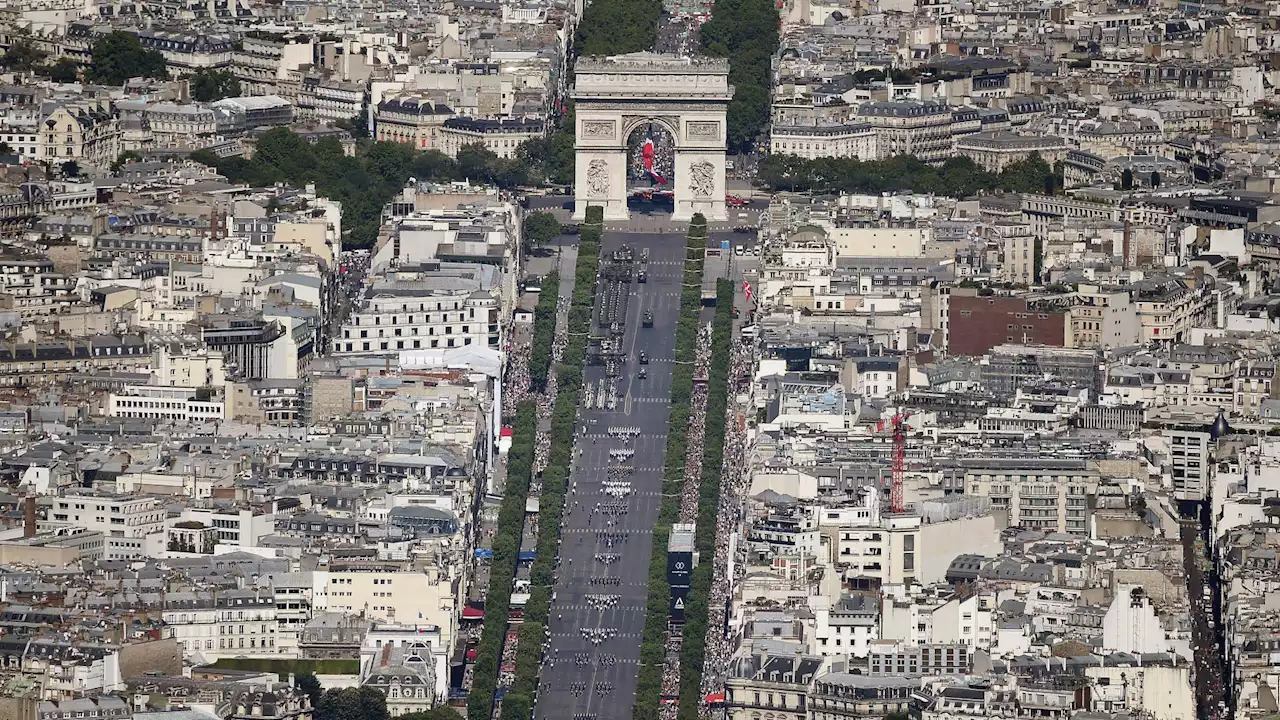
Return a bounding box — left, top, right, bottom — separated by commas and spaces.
699, 330, 755, 709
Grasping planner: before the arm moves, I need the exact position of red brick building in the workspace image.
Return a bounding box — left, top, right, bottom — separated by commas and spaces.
949, 289, 1067, 356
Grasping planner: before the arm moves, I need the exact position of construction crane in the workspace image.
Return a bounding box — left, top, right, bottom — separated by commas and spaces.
871, 411, 911, 514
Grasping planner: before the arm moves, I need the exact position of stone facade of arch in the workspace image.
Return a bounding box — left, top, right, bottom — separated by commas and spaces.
572, 53, 733, 222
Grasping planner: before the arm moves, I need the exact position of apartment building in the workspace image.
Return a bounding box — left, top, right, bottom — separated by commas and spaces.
1068, 284, 1141, 349
960, 458, 1098, 534
43, 492, 165, 538
807, 674, 915, 720
810, 594, 879, 658
176, 507, 277, 547
312, 567, 456, 652
374, 96, 454, 149
360, 622, 451, 701
996, 225, 1037, 286
1164, 425, 1213, 503
40, 103, 121, 167
857, 101, 953, 164
94, 233, 203, 264
948, 289, 1068, 356
163, 590, 278, 660
725, 646, 822, 720
1131, 275, 1219, 344
769, 122, 878, 160
867, 642, 971, 676
106, 385, 227, 423
437, 117, 543, 159
232, 35, 314, 96
212, 96, 296, 132
955, 131, 1067, 172
0, 335, 151, 387
333, 265, 502, 357
1234, 362, 1276, 418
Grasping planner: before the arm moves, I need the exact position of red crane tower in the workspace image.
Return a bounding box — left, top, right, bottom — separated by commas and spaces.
871, 412, 911, 514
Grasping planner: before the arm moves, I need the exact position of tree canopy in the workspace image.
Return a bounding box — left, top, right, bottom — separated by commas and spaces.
87, 31, 168, 85
48, 58, 78, 83
0, 40, 47, 72
574, 0, 660, 56
523, 211, 561, 247
756, 153, 1064, 197
2, 40, 82, 81
700, 0, 781, 153
293, 673, 322, 707
314, 687, 389, 720
190, 68, 241, 101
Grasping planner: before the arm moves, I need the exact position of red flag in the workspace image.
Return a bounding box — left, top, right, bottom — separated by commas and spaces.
742, 280, 753, 300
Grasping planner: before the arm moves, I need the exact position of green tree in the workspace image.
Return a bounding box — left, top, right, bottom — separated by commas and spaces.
1, 40, 47, 72
755, 152, 1060, 197
410, 149, 459, 183
87, 31, 168, 85
517, 130, 574, 186
700, 0, 780, 153
111, 150, 143, 171
315, 687, 389, 720
188, 148, 221, 167
1121, 167, 1134, 190
574, 0, 660, 56
337, 112, 369, 138
294, 673, 322, 707
523, 211, 561, 247
454, 144, 527, 188
1150, 170, 1161, 188
365, 141, 416, 184
0, 142, 11, 156
725, 84, 770, 153
885, 713, 911, 720
60, 160, 80, 178
253, 127, 315, 183
189, 68, 241, 101
48, 58, 78, 83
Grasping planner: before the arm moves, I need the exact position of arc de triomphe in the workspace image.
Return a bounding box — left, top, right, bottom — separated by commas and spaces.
572, 52, 733, 222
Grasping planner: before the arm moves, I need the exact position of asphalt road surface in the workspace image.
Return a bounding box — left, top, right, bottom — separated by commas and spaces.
534, 230, 687, 720
1182, 517, 1228, 720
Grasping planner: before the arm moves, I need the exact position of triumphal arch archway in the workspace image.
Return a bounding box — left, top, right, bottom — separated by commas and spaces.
572, 52, 733, 222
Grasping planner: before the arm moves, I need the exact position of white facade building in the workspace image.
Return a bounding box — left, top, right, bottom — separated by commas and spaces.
44, 492, 166, 539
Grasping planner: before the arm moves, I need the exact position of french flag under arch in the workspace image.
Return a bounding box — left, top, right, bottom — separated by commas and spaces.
642, 137, 667, 184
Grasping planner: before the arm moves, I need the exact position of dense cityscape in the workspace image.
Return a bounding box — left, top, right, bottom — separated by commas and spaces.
0, 0, 1272, 718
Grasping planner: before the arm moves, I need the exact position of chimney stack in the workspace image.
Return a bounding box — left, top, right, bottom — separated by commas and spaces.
23, 496, 36, 538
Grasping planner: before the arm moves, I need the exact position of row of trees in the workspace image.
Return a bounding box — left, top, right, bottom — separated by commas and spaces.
189, 129, 533, 247
757, 153, 1066, 197
527, 271, 560, 391
700, 0, 781, 153
465, 401, 539, 720
494, 207, 604, 720
633, 216, 709, 719
675, 277, 735, 720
